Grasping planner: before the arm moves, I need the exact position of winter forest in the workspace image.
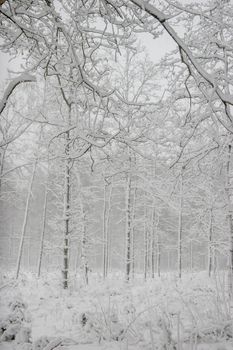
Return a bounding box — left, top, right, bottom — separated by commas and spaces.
1, 0, 233, 349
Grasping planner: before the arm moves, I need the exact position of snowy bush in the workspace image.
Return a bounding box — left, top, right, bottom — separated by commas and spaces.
0, 295, 32, 348
0, 319, 10, 337
1, 324, 21, 342
9, 299, 28, 312
15, 327, 31, 344
78, 310, 125, 343
32, 336, 50, 350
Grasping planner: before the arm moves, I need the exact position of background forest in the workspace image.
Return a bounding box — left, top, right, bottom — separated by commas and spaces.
2, 1, 233, 350
1, 0, 233, 287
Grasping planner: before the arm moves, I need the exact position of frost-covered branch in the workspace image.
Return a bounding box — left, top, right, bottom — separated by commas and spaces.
0, 73, 36, 115
129, 0, 233, 107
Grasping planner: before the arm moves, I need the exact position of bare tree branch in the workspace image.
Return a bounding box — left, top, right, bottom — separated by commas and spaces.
0, 73, 36, 116
129, 0, 233, 107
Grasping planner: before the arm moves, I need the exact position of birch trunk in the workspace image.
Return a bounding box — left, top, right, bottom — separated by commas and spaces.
131, 186, 137, 279
63, 128, 71, 289
147, 229, 151, 275
144, 218, 148, 281
80, 200, 88, 285
125, 173, 132, 281
106, 183, 112, 276
37, 186, 48, 277
102, 180, 107, 279
226, 144, 233, 295
0, 147, 6, 196
222, 36, 233, 292
151, 208, 156, 278
16, 159, 37, 279
178, 171, 183, 279
190, 240, 193, 273
151, 210, 160, 278
102, 180, 112, 278
157, 235, 161, 277
207, 208, 213, 277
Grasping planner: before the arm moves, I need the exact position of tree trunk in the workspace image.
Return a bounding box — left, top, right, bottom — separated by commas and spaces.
147, 228, 151, 276
80, 200, 88, 285
132, 227, 135, 279
106, 183, 112, 276
226, 144, 233, 295
37, 186, 48, 277
102, 180, 108, 279
190, 240, 193, 273
0, 147, 6, 196
208, 208, 213, 277
63, 128, 71, 289
156, 233, 161, 277
144, 218, 148, 281
102, 180, 112, 278
16, 159, 37, 279
131, 186, 137, 279
151, 208, 156, 278
125, 173, 132, 282
178, 171, 183, 279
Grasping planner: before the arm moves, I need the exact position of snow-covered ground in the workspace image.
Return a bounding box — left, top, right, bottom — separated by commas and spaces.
0, 271, 233, 350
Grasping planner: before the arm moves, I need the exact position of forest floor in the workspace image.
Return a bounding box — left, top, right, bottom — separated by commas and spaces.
0, 271, 233, 349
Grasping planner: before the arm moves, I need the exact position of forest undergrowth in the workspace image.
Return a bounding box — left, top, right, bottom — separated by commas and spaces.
0, 271, 233, 350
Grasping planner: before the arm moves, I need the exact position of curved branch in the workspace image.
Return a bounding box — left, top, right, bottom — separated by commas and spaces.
129, 0, 233, 107
0, 73, 36, 115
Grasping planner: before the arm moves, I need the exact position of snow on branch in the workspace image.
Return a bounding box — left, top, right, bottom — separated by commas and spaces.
0, 73, 36, 115
130, 0, 233, 107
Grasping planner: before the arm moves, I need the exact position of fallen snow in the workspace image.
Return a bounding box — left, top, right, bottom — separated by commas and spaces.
0, 271, 233, 349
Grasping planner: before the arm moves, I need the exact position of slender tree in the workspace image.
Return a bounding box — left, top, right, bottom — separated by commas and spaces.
37, 184, 48, 278
16, 158, 38, 278
125, 169, 132, 282
178, 169, 184, 279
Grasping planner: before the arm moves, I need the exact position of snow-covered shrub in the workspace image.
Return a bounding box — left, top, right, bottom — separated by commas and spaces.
1, 323, 21, 341
15, 327, 31, 344
80, 313, 88, 327
0, 295, 32, 347
9, 299, 27, 312
0, 319, 10, 336
79, 310, 125, 342
32, 336, 50, 350
17, 344, 33, 350
8, 308, 25, 324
